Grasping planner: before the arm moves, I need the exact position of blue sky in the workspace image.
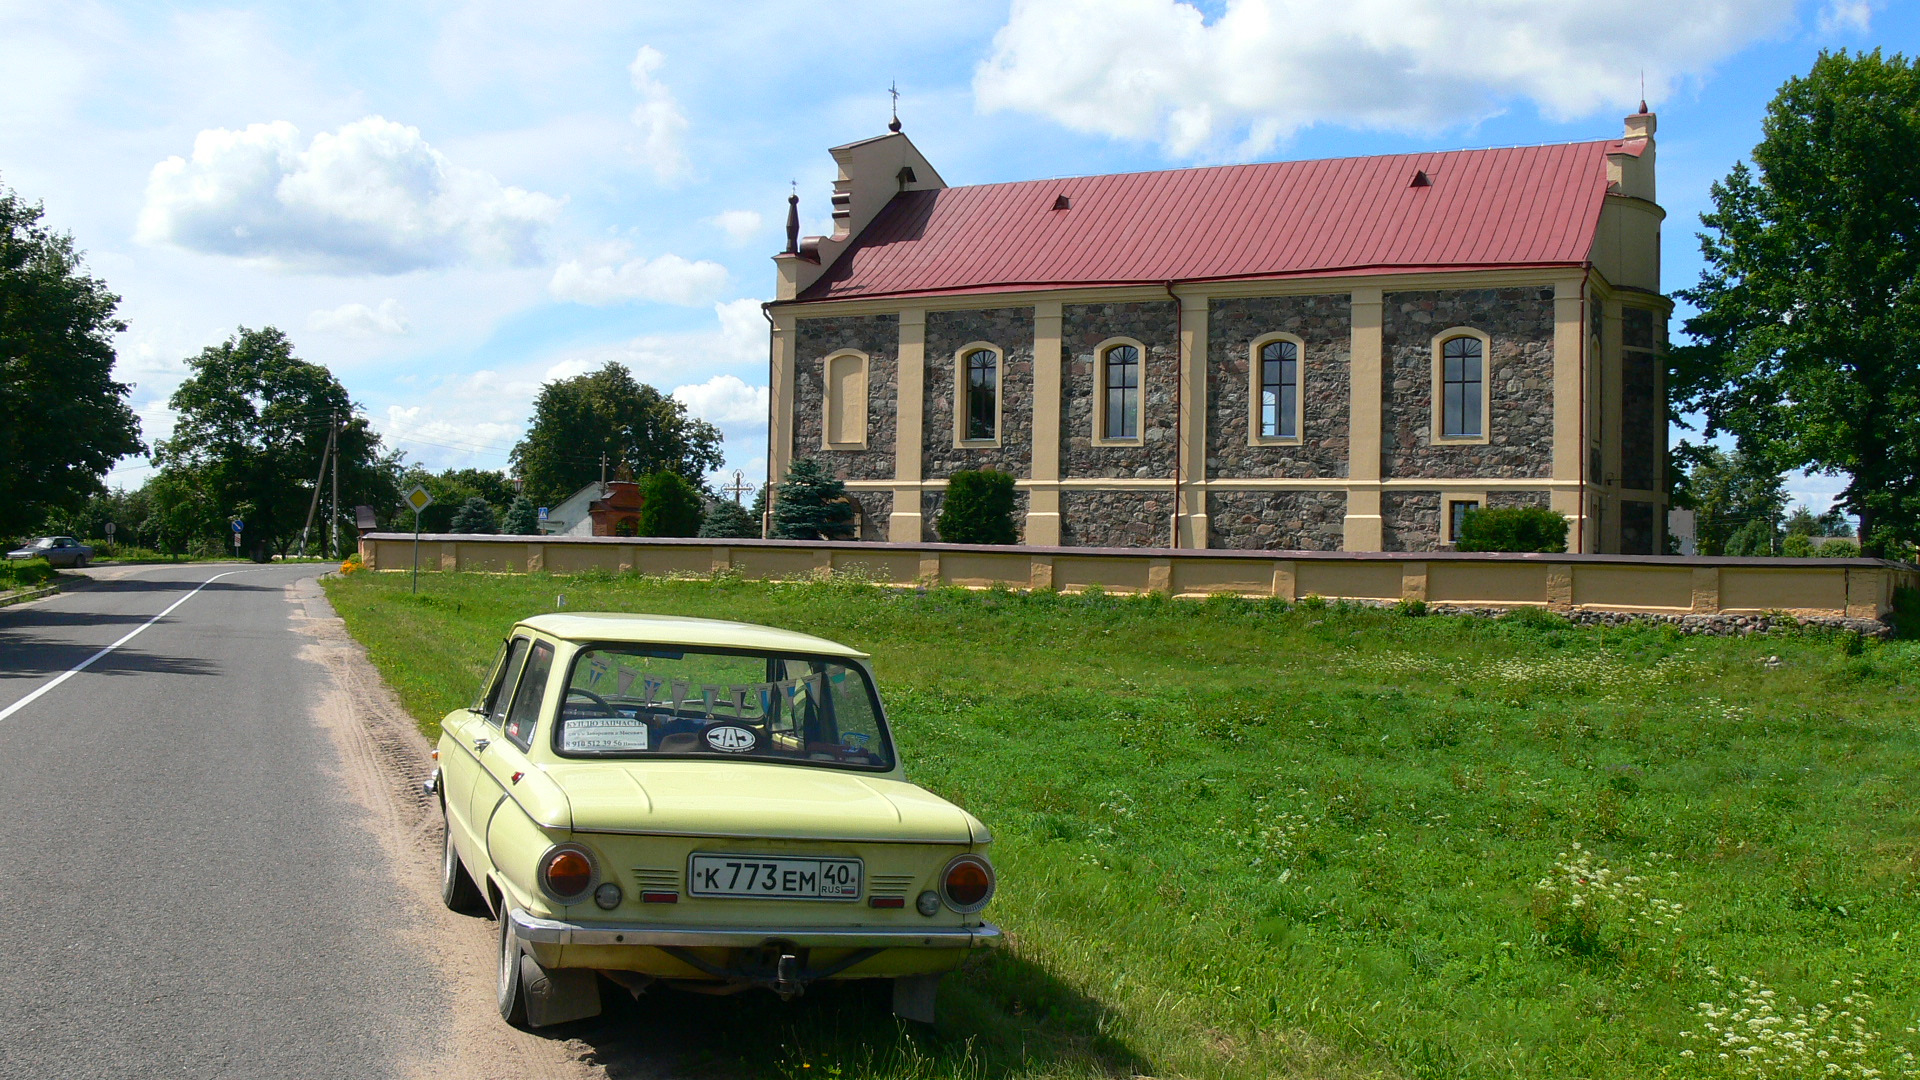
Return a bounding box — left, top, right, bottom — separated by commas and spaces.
0, 0, 1911, 514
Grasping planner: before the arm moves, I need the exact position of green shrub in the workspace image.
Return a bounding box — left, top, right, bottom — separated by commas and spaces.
1722, 518, 1778, 556
1455, 506, 1569, 553
936, 469, 1018, 544
1891, 586, 1920, 640
0, 557, 59, 591
636, 471, 704, 537
1782, 533, 1816, 558
1815, 538, 1861, 558
772, 458, 856, 540
698, 500, 760, 539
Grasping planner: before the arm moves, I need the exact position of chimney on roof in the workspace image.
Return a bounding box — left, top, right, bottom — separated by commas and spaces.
1608, 107, 1657, 203
1625, 106, 1656, 142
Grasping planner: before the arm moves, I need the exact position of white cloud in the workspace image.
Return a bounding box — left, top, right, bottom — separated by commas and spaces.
629, 45, 690, 183
538, 298, 766, 386
548, 242, 731, 306
308, 298, 411, 336
136, 116, 563, 272
1817, 0, 1874, 34
673, 374, 770, 427
976, 0, 1800, 157
707, 209, 764, 246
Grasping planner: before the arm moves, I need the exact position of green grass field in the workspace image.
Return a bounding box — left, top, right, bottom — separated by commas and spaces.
324, 568, 1920, 1080
0, 558, 61, 592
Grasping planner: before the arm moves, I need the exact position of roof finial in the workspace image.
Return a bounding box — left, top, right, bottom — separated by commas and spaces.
888, 80, 902, 133
1639, 70, 1648, 115
784, 180, 799, 255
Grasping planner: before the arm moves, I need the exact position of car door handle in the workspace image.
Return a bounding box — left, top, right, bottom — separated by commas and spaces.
473, 737, 490, 752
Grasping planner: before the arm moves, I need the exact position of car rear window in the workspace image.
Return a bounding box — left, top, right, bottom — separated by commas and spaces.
553, 645, 893, 771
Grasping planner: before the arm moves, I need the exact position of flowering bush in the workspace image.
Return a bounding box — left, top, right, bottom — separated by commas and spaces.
339, 554, 364, 575
1531, 843, 1683, 959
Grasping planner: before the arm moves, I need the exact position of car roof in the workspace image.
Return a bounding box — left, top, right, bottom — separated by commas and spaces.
514, 613, 869, 659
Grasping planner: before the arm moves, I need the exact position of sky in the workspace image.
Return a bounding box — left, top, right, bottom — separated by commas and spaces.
1, 0, 1912, 515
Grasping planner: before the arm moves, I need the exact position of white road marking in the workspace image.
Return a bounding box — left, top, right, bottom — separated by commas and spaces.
0, 569, 260, 723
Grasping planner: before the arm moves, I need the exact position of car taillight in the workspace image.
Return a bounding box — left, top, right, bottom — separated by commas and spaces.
940, 855, 994, 913
539, 845, 596, 902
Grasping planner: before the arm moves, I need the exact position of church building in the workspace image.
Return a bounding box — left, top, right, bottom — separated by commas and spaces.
766, 110, 1669, 554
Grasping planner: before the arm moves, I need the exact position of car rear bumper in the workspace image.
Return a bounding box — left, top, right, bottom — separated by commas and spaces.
508, 908, 1001, 950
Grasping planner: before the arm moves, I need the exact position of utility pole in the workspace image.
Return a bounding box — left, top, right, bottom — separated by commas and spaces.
599, 452, 610, 491
330, 410, 341, 559
297, 417, 336, 557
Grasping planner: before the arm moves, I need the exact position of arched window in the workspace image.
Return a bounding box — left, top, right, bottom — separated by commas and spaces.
963, 347, 998, 442
1101, 343, 1140, 440
823, 350, 868, 449
1255, 337, 1300, 440
1436, 332, 1486, 440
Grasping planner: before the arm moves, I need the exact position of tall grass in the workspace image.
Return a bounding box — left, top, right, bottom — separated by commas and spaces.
325, 569, 1920, 1080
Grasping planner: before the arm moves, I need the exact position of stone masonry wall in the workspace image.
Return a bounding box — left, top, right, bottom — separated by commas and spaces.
923, 308, 1035, 479
1061, 301, 1178, 480
1206, 490, 1347, 551
1207, 294, 1352, 478
1381, 491, 1441, 552
1381, 288, 1555, 479
1487, 489, 1551, 509
793, 314, 898, 481
1061, 490, 1173, 548
847, 490, 891, 542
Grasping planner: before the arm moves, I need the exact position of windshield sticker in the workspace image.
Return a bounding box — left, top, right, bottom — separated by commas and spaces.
704, 725, 756, 752
563, 718, 650, 752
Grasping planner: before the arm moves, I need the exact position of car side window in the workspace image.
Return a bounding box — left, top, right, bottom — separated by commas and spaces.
485, 638, 530, 729
504, 641, 554, 751
472, 640, 512, 713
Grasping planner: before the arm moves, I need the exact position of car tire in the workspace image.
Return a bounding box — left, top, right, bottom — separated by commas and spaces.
440, 817, 486, 915
497, 906, 529, 1027
77, 555, 90, 568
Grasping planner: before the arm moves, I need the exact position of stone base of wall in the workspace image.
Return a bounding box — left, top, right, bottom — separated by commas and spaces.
1382, 491, 1440, 552
847, 490, 892, 541
1061, 490, 1173, 548
1205, 491, 1346, 550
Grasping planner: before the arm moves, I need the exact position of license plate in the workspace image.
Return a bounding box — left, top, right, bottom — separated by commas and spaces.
687, 854, 862, 901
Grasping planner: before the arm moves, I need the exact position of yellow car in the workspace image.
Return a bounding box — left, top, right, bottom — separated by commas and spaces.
429, 613, 999, 1028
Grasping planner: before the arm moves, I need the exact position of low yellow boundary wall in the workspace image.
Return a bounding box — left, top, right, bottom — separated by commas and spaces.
357, 533, 1918, 622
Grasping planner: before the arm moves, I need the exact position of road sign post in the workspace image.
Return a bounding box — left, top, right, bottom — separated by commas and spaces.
403, 486, 434, 594
103, 521, 115, 556
231, 518, 244, 560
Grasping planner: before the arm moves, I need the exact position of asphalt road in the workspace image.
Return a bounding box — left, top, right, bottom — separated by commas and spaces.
0, 563, 440, 1080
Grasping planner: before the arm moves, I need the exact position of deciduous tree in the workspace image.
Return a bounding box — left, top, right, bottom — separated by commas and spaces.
152, 327, 400, 558
1672, 50, 1920, 555
0, 182, 143, 534
510, 363, 722, 507
636, 471, 703, 537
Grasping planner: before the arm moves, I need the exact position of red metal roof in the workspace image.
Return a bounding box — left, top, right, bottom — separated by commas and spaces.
796, 140, 1632, 303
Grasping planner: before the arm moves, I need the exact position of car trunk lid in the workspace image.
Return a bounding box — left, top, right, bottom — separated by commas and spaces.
547, 761, 974, 843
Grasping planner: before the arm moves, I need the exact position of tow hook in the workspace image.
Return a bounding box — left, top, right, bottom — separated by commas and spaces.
773, 953, 804, 1000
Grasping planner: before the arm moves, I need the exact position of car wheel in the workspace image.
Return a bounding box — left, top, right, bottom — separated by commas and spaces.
497, 906, 529, 1027
77, 555, 90, 568
440, 817, 486, 914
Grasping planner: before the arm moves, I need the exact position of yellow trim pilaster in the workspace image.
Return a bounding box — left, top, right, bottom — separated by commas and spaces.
1176, 291, 1210, 547
1025, 301, 1065, 545
1551, 278, 1589, 552
1344, 287, 1384, 551
890, 308, 926, 542
767, 309, 797, 537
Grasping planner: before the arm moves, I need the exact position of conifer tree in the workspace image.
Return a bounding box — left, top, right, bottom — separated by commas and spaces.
501, 495, 540, 535
771, 458, 855, 540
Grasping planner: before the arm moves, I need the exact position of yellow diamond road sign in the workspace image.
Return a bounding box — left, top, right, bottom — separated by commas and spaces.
405, 485, 434, 513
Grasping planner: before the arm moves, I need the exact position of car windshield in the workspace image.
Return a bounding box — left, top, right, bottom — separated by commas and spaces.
553, 644, 894, 771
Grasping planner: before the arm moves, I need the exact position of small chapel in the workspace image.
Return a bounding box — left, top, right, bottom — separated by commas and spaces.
765, 109, 1669, 555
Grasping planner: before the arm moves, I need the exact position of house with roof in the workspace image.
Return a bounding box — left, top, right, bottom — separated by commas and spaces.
766, 110, 1668, 554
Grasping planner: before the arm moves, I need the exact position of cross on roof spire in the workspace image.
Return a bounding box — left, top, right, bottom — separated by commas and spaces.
888, 80, 902, 133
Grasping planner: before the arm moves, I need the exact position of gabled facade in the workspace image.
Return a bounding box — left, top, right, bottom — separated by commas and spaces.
767, 113, 1670, 554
